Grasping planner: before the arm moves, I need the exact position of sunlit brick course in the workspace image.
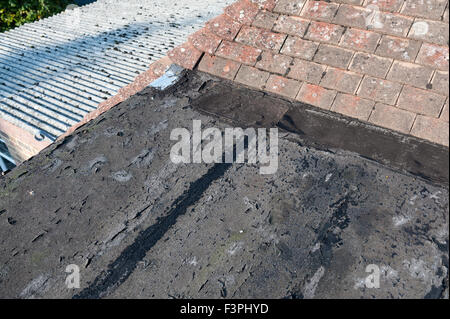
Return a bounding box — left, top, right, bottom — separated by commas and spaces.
300, 1, 340, 22
280, 36, 319, 60
375, 35, 421, 62
224, 0, 259, 25
252, 10, 279, 29
288, 58, 327, 84
236, 25, 287, 51
216, 41, 262, 65
189, 28, 222, 55
368, 103, 416, 134
401, 0, 448, 21
273, 15, 309, 36
265, 74, 303, 98
305, 21, 345, 44
320, 67, 363, 93
235, 65, 270, 89
331, 93, 375, 120
273, 0, 306, 15
313, 44, 354, 68
339, 28, 381, 53
431, 71, 450, 96
358, 76, 402, 104
396, 85, 447, 117
415, 43, 449, 71
411, 115, 449, 146
408, 19, 449, 46
387, 61, 434, 89
296, 83, 337, 109
363, 0, 404, 12
198, 55, 241, 80
256, 51, 293, 74
349, 52, 392, 78
206, 14, 242, 41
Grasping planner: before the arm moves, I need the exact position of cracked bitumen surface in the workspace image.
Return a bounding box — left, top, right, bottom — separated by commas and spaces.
0, 71, 448, 299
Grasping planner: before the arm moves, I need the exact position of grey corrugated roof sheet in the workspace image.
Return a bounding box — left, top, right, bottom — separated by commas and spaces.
0, 0, 233, 141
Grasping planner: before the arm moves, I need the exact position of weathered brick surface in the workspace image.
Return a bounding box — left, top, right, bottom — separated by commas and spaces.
401, 0, 448, 21
431, 70, 450, 96
370, 12, 414, 37
216, 41, 262, 65
236, 26, 287, 51
265, 74, 302, 97
408, 19, 449, 46
256, 51, 293, 74
340, 28, 381, 53
411, 115, 449, 146
288, 58, 327, 84
280, 36, 319, 59
207, 14, 242, 41
320, 67, 363, 93
300, 1, 340, 22
296, 83, 337, 109
225, 0, 259, 25
250, 0, 277, 10
358, 76, 402, 104
333, 4, 369, 29
375, 35, 421, 62
363, 0, 404, 12
274, 0, 306, 15
189, 28, 222, 55
198, 54, 241, 80
252, 10, 279, 29
349, 52, 392, 78
415, 43, 449, 71
313, 44, 354, 68
334, 0, 364, 4
441, 99, 449, 122
387, 61, 434, 89
368, 103, 416, 133
397, 85, 446, 117
273, 15, 309, 36
305, 21, 345, 44
331, 93, 375, 120
168, 42, 202, 70
235, 65, 270, 89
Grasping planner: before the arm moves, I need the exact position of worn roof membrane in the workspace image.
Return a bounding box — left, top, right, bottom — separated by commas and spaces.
0, 0, 233, 140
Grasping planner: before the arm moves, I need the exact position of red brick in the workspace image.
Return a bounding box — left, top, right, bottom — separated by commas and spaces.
296, 83, 337, 109
320, 67, 363, 93
375, 35, 421, 62
397, 86, 446, 117
300, 1, 340, 22
371, 12, 414, 37
339, 28, 381, 53
334, 0, 364, 4
206, 14, 242, 41
411, 115, 449, 146
305, 21, 345, 44
415, 43, 449, 71
225, 0, 259, 25
273, 15, 309, 36
265, 74, 302, 98
256, 51, 293, 74
368, 103, 416, 134
198, 55, 241, 80
252, 10, 279, 29
280, 36, 319, 60
313, 44, 354, 68
349, 52, 392, 78
431, 70, 449, 96
333, 4, 371, 29
331, 93, 375, 120
216, 41, 262, 65
387, 61, 434, 89
358, 76, 402, 104
235, 65, 270, 89
408, 19, 449, 46
273, 0, 307, 15
287, 58, 327, 84
250, 0, 277, 10
363, 0, 404, 12
440, 99, 449, 122
188, 28, 222, 55
168, 42, 202, 70
401, 0, 448, 21
236, 25, 287, 51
